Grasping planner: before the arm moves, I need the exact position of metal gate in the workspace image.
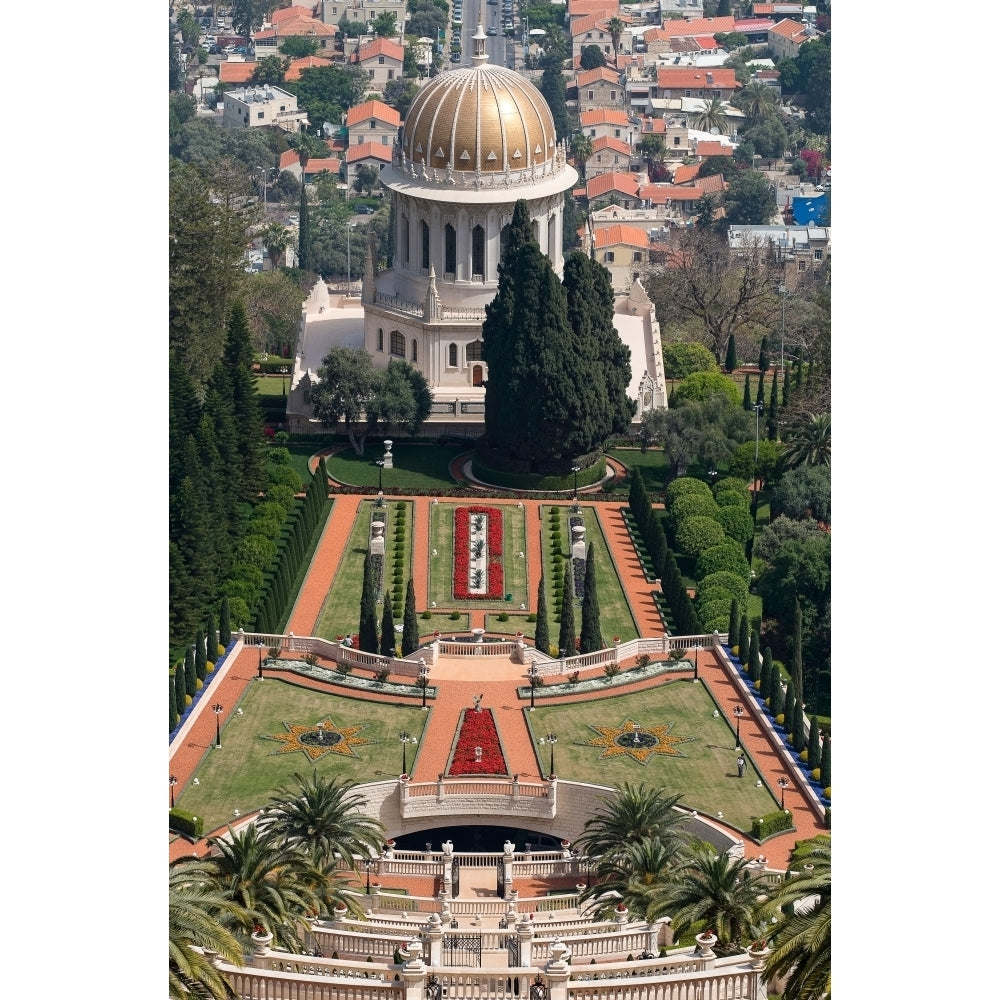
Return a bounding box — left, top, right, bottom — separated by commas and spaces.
505, 935, 518, 968
443, 933, 482, 968
452, 857, 461, 898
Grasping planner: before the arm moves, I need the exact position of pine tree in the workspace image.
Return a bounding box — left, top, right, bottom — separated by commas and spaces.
219, 596, 231, 647
401, 578, 419, 656
819, 732, 831, 788
579, 543, 603, 653
169, 672, 179, 732
535, 574, 549, 654
379, 591, 396, 657
742, 374, 751, 411
808, 715, 821, 768
558, 561, 576, 656
725, 334, 738, 372
728, 599, 740, 647
737, 614, 749, 664
758, 335, 769, 373
359, 554, 379, 653
195, 630, 207, 682
747, 629, 760, 681
792, 597, 804, 709
205, 611, 217, 661
185, 643, 197, 697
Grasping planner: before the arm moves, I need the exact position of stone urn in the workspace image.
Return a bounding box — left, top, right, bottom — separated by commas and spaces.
747, 943, 770, 971
695, 931, 717, 958
251, 929, 273, 955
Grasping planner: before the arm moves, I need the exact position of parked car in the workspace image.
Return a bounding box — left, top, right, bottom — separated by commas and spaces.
487, 26, 497, 35
450, 51, 461, 61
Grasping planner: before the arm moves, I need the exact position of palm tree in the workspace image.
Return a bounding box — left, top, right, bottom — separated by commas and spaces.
260, 222, 289, 270
644, 841, 767, 948
169, 859, 250, 1000
690, 97, 729, 136
569, 132, 594, 181
259, 771, 386, 870
573, 783, 689, 862
606, 17, 625, 69
580, 835, 682, 917
781, 412, 830, 469
200, 823, 326, 953
735, 81, 777, 123
757, 836, 831, 1000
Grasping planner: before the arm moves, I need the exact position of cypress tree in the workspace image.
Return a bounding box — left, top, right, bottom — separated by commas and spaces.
758, 656, 771, 701
771, 680, 785, 722
359, 554, 379, 653
169, 672, 179, 732
782, 364, 790, 407
756, 370, 766, 407
728, 599, 740, 647
737, 614, 749, 664
758, 335, 769, 373
766, 368, 779, 440
185, 644, 197, 697
579, 543, 603, 653
194, 630, 207, 682
205, 611, 217, 661
819, 732, 831, 788
747, 629, 760, 681
298, 181, 312, 272
379, 591, 396, 657
784, 693, 797, 735
792, 699, 806, 751
792, 597, 804, 710
558, 562, 576, 656
795, 356, 803, 388
174, 660, 187, 714
219, 596, 231, 647
401, 578, 419, 657
725, 334, 737, 372
742, 374, 751, 411
535, 574, 550, 654
808, 715, 821, 769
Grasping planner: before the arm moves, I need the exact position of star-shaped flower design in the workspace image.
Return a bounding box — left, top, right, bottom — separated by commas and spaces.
579, 718, 695, 764
261, 719, 375, 761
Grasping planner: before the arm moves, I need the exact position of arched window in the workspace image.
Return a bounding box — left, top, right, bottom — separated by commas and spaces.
412, 338, 417, 362
377, 328, 384, 351
444, 224, 456, 276
466, 339, 483, 362
448, 343, 458, 367
390, 330, 405, 357
548, 214, 558, 263
472, 224, 485, 279
420, 220, 430, 270
402, 216, 409, 264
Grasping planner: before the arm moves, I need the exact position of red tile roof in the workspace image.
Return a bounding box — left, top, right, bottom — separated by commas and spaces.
285, 55, 334, 81
570, 13, 608, 36
593, 224, 649, 249
279, 149, 301, 170
591, 136, 632, 156
639, 183, 706, 204
735, 19, 780, 32
644, 16, 735, 40
254, 13, 336, 40
304, 157, 342, 175
580, 108, 632, 127
568, 0, 620, 16
769, 17, 810, 42
671, 163, 700, 185
586, 171, 640, 199
345, 100, 401, 128
576, 66, 622, 88
655, 67, 739, 90
694, 140, 733, 157
697, 172, 727, 193
271, 6, 315, 24
752, 3, 803, 14
355, 37, 405, 63
345, 142, 393, 164
219, 61, 256, 83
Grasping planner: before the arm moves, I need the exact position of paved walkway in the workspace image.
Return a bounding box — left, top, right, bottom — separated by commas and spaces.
170, 482, 824, 869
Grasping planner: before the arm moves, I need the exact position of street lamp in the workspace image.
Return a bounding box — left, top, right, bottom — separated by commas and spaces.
528, 663, 538, 710
364, 857, 373, 893
346, 222, 356, 293
212, 702, 223, 748
376, 458, 385, 504
778, 283, 787, 378
541, 733, 557, 778
733, 704, 744, 749
693, 643, 701, 681
777, 776, 789, 811
419, 658, 429, 710
399, 731, 412, 775
571, 465, 581, 502
169, 774, 178, 809
258, 645, 263, 680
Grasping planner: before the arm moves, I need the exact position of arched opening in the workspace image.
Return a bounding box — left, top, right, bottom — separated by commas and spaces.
472, 224, 485, 279
377, 327, 384, 351
390, 330, 405, 357
472, 364, 484, 386
448, 343, 458, 367
402, 215, 409, 264
412, 338, 418, 362
466, 339, 483, 363
420, 220, 430, 270
444, 223, 457, 277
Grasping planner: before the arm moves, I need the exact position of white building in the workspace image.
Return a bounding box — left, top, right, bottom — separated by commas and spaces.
221, 85, 309, 132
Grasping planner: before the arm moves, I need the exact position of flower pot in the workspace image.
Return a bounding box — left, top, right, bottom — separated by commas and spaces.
747, 945, 769, 971
251, 930, 273, 955
695, 932, 717, 957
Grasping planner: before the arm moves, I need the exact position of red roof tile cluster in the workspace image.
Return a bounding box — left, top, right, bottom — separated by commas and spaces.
345, 100, 402, 128
219, 61, 255, 83
644, 16, 735, 39
591, 136, 632, 156
586, 171, 640, 199
304, 157, 342, 175
576, 66, 622, 88
580, 108, 632, 127
593, 224, 649, 249
286, 55, 334, 81
769, 17, 811, 42
655, 67, 739, 89
639, 183, 706, 204
671, 162, 700, 185
254, 13, 336, 40
345, 142, 393, 164
694, 140, 733, 157
355, 37, 405, 63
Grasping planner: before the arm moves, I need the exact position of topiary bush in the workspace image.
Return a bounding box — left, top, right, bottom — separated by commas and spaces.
695, 542, 750, 580
674, 516, 727, 558
665, 477, 713, 505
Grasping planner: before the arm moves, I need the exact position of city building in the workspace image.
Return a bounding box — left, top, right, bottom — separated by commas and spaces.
221, 85, 310, 131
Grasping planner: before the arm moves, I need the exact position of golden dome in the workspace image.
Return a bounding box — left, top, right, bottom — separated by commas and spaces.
402, 64, 557, 174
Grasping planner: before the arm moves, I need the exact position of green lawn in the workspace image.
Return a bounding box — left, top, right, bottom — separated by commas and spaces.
526, 680, 778, 834
176, 679, 431, 832
323, 443, 466, 489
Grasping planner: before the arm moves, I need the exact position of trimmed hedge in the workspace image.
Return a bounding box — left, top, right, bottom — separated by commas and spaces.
169, 808, 204, 838
751, 809, 794, 841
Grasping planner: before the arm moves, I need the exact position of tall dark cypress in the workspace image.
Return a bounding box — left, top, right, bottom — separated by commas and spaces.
808, 716, 821, 769
169, 672, 179, 732
219, 596, 231, 647
185, 643, 197, 697
579, 543, 603, 653
767, 368, 779, 440
784, 693, 797, 735
782, 364, 790, 407
756, 370, 766, 407
195, 630, 207, 682
819, 732, 831, 788
728, 599, 740, 647
534, 574, 549, 654
175, 662, 188, 714
205, 611, 217, 661
379, 591, 396, 657
758, 335, 769, 373
792, 699, 806, 751
737, 614, 749, 664
771, 680, 785, 721
725, 334, 737, 372
747, 629, 760, 681
359, 553, 379, 653
558, 562, 576, 656
401, 578, 419, 657
792, 597, 804, 709
742, 374, 752, 411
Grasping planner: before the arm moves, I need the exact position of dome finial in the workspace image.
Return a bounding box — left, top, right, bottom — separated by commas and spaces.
472, 22, 488, 64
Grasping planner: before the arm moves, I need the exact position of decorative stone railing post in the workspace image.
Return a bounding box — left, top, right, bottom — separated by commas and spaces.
694, 931, 717, 962
517, 913, 534, 967
401, 938, 426, 1000
426, 912, 444, 967
662, 633, 670, 654
615, 903, 628, 925
440, 888, 450, 921
250, 929, 273, 968
545, 939, 571, 1000
511, 775, 520, 799
333, 904, 349, 928
503, 840, 515, 898
747, 943, 769, 972
399, 776, 410, 806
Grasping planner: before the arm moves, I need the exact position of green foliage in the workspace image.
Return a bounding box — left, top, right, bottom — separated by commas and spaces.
674, 516, 727, 558
723, 170, 776, 225
580, 543, 603, 653
807, 716, 821, 769
662, 341, 718, 379
673, 371, 742, 407
750, 810, 793, 840
714, 504, 754, 544
724, 334, 737, 372
558, 562, 576, 656
579, 44, 607, 69
169, 807, 204, 838
665, 477, 714, 505
535, 575, 550, 653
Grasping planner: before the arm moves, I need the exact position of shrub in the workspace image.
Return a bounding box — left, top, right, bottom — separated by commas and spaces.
695, 542, 750, 580
169, 808, 203, 838
449, 611, 461, 620
498, 612, 509, 621
699, 571, 750, 600
713, 476, 746, 495
665, 477, 713, 505
604, 663, 620, 679
527, 614, 537, 622
715, 505, 755, 545
696, 600, 733, 626
668, 493, 720, 533
303, 652, 318, 666
674, 516, 727, 558
714, 488, 750, 509
375, 667, 390, 682
567, 670, 580, 684
421, 610, 432, 619
335, 663, 353, 675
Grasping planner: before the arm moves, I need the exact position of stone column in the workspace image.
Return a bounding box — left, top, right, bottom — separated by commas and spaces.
545, 940, 571, 1000
401, 938, 428, 1000
503, 840, 515, 899
426, 913, 444, 967
517, 913, 534, 967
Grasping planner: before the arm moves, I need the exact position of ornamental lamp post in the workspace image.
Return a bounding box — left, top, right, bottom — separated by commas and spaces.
364, 857, 373, 893
212, 702, 224, 748
400, 731, 411, 775
419, 658, 429, 710
541, 733, 557, 778
169, 774, 178, 809
571, 465, 581, 503
778, 776, 789, 811
733, 704, 744, 749
258, 645, 263, 680
693, 643, 701, 681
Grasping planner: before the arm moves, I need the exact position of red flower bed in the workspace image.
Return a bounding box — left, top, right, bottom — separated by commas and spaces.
453, 506, 504, 600
447, 708, 508, 775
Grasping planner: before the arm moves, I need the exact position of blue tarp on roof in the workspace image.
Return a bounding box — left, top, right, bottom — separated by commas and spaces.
792, 193, 828, 225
